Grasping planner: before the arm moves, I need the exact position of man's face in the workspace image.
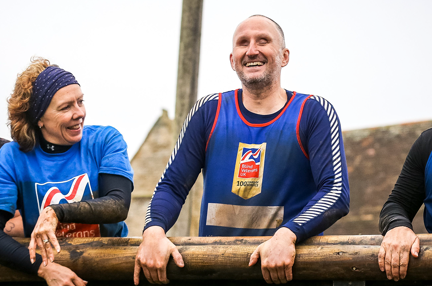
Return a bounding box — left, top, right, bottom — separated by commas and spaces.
230, 17, 289, 90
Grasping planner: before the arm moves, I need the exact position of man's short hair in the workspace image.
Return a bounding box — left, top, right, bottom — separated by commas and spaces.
249, 14, 286, 49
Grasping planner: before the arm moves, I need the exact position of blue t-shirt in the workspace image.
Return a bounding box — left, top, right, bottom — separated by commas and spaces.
0, 125, 134, 237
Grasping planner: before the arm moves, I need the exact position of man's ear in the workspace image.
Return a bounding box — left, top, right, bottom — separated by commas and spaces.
281, 48, 290, 67
229, 53, 236, 71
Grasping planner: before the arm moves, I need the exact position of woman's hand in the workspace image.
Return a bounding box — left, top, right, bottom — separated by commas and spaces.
29, 206, 61, 266
38, 261, 87, 286
378, 226, 420, 281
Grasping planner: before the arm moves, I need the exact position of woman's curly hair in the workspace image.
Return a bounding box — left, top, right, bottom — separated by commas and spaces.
7, 57, 51, 152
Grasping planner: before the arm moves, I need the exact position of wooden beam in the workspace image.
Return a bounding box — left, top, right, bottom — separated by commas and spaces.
170, 234, 432, 246
2, 235, 432, 282
0, 235, 432, 282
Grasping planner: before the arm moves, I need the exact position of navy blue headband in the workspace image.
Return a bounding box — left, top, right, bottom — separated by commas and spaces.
29, 66, 80, 124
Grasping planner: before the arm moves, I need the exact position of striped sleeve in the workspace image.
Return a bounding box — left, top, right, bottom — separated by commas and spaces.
283, 95, 350, 242
144, 93, 219, 232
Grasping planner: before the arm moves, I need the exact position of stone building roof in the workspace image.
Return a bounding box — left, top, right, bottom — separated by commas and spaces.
326, 120, 431, 235
130, 109, 174, 198
125, 110, 174, 236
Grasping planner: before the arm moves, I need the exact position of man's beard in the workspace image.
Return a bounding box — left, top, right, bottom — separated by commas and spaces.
236, 69, 273, 91
236, 54, 282, 91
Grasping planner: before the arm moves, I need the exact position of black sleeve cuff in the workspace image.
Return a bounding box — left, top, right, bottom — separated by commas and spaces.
380, 215, 413, 236
49, 204, 65, 222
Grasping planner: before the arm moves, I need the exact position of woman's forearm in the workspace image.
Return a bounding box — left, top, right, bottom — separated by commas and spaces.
50, 173, 132, 224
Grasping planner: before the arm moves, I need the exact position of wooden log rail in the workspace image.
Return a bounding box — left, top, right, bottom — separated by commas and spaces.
2, 235, 432, 282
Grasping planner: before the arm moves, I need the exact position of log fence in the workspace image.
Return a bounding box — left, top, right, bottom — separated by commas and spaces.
2, 235, 432, 285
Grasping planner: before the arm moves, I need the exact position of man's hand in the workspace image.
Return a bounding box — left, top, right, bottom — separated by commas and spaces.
378, 226, 420, 281
38, 261, 88, 286
29, 207, 61, 266
134, 226, 184, 285
249, 227, 297, 284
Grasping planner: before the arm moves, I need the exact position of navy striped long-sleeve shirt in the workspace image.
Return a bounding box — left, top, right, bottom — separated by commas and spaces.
144, 89, 349, 242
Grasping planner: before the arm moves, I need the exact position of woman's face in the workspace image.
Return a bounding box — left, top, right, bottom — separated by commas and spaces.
38, 84, 86, 145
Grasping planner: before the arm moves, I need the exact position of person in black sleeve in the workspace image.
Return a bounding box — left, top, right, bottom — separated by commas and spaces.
378, 128, 432, 281
0, 138, 9, 148
0, 58, 134, 285
0, 138, 24, 237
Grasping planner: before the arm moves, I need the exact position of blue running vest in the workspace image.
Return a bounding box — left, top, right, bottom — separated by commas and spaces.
201, 89, 317, 236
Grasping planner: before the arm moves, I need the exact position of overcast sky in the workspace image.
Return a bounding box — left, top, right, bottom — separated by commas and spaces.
1, 0, 431, 158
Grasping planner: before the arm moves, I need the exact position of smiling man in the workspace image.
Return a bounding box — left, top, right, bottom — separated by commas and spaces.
134, 15, 350, 285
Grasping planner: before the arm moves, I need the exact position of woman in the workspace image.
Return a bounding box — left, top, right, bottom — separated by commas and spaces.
0, 58, 134, 285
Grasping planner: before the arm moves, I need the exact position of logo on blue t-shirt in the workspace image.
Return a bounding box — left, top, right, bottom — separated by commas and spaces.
37, 173, 94, 211
35, 173, 101, 237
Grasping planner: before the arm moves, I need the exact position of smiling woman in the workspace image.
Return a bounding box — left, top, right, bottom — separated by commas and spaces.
0, 58, 134, 285
38, 84, 86, 146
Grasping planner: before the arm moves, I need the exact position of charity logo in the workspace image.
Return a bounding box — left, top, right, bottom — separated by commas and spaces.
40, 174, 92, 210
35, 174, 101, 237
232, 142, 266, 200
238, 148, 262, 178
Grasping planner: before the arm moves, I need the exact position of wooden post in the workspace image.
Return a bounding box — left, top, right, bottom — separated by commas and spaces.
174, 0, 203, 135
3, 235, 432, 282
169, 0, 203, 237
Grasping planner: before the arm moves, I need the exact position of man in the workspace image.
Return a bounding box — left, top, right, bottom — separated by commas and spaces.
134, 15, 349, 285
